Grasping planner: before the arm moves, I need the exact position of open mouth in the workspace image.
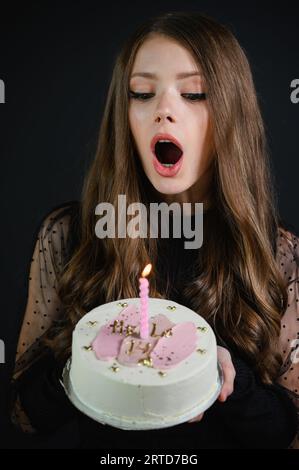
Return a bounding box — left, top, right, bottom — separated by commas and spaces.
154, 141, 183, 167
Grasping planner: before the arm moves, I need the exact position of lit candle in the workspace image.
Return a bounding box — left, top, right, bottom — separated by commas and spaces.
139, 263, 152, 339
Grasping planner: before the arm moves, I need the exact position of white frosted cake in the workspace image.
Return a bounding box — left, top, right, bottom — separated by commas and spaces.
63, 298, 221, 430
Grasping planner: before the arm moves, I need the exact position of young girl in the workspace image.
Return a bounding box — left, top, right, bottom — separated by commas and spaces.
10, 11, 299, 449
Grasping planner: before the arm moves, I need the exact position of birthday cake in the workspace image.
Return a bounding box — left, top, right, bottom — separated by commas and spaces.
63, 297, 221, 430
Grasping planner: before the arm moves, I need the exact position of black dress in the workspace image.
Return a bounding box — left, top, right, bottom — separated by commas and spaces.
10, 202, 298, 449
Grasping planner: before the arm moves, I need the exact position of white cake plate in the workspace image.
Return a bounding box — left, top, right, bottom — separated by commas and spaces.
61, 358, 223, 431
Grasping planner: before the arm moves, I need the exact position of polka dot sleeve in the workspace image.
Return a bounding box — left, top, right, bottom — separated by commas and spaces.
11, 207, 72, 432
276, 227, 299, 449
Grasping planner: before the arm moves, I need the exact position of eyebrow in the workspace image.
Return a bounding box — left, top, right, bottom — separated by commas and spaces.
130, 71, 202, 80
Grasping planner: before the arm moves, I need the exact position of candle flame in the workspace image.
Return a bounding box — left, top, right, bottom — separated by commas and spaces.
141, 263, 152, 277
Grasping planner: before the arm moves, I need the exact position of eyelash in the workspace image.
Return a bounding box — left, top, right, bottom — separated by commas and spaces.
128, 91, 207, 102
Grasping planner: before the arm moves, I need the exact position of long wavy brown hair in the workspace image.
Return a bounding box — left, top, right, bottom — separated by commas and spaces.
45, 11, 289, 384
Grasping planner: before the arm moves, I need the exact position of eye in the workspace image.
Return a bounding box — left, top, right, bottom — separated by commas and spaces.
128, 91, 207, 101
128, 91, 154, 100
181, 93, 207, 101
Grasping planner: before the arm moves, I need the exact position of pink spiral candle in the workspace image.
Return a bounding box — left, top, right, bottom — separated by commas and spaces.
139, 263, 152, 339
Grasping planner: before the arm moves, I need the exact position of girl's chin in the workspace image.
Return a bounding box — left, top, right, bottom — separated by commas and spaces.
150, 178, 190, 197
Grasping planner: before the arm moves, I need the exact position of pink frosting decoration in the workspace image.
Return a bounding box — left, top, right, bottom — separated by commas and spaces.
91, 304, 198, 369
117, 314, 175, 366
92, 304, 140, 360
118, 336, 158, 366
151, 322, 198, 369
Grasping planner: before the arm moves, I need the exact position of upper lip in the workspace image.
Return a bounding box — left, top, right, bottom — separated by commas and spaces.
150, 133, 183, 154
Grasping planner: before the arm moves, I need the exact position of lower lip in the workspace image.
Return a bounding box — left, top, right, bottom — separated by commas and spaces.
152, 153, 184, 177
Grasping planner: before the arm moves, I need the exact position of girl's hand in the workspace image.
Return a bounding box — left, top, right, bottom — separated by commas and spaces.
188, 346, 236, 423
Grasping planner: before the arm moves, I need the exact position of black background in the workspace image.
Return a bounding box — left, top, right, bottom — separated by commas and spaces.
0, 0, 298, 448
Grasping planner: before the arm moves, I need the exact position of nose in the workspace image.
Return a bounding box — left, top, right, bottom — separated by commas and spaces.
154, 113, 175, 123
154, 101, 176, 124
154, 91, 177, 124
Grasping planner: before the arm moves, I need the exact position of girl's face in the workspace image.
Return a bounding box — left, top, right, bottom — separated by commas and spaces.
128, 34, 214, 204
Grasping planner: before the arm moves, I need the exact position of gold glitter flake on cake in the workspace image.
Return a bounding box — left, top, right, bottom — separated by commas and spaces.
87, 320, 98, 327
83, 345, 92, 351
197, 348, 207, 354
167, 305, 176, 311
138, 357, 153, 368
158, 371, 167, 377
110, 365, 120, 373
197, 326, 207, 332
117, 302, 128, 308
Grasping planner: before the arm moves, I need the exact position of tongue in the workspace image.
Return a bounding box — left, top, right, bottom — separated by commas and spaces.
155, 142, 183, 164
